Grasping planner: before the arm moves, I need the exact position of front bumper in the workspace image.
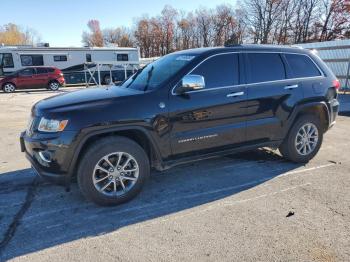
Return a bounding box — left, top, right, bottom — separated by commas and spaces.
20, 130, 78, 185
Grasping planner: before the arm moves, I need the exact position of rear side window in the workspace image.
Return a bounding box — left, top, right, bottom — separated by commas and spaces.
53, 55, 67, 62
36, 68, 48, 74
117, 54, 129, 61
20, 55, 44, 66
246, 53, 286, 83
285, 54, 321, 78
192, 53, 239, 89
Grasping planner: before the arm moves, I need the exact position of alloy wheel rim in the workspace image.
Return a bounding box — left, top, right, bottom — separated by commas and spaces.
50, 82, 59, 90
295, 123, 319, 156
92, 152, 139, 196
4, 84, 14, 92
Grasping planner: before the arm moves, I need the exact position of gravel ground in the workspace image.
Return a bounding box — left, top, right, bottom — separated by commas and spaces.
0, 89, 349, 261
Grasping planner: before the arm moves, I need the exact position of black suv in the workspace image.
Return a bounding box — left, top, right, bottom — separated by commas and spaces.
20, 45, 340, 206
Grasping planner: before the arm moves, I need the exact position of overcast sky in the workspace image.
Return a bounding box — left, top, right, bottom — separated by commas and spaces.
1, 0, 237, 47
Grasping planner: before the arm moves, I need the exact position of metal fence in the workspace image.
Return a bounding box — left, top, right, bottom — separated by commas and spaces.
296, 40, 350, 90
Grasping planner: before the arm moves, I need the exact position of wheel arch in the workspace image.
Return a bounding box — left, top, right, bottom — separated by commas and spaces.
67, 126, 163, 181
2, 81, 16, 88
286, 101, 330, 136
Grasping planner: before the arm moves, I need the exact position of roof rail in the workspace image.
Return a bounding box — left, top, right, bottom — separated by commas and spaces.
224, 44, 242, 48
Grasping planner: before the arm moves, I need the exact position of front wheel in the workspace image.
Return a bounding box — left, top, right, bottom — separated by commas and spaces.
279, 114, 323, 163
3, 83, 16, 93
77, 136, 150, 206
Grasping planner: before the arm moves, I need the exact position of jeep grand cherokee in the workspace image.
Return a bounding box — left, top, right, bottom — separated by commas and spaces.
20, 45, 340, 206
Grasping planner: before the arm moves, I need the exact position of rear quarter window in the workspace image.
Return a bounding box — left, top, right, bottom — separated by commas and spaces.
285, 54, 321, 78
246, 53, 286, 83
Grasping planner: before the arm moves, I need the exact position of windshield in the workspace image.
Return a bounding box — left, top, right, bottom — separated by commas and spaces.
120, 53, 196, 91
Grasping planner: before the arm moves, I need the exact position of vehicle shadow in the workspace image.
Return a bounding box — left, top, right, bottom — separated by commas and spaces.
0, 149, 303, 260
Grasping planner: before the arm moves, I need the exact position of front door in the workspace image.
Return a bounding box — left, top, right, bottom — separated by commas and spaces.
169, 53, 247, 156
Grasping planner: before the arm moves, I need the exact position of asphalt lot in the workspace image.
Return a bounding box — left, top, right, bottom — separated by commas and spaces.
0, 88, 349, 261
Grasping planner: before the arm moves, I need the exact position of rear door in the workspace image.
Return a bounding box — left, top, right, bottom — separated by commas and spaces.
244, 52, 304, 143
169, 53, 247, 156
17, 68, 36, 89
33, 67, 49, 88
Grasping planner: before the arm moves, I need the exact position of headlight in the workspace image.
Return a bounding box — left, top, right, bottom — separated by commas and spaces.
38, 118, 68, 132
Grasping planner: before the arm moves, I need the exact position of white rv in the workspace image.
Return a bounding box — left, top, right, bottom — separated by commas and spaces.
0, 46, 140, 84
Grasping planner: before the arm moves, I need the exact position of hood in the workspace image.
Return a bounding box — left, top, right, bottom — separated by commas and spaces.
35, 86, 142, 112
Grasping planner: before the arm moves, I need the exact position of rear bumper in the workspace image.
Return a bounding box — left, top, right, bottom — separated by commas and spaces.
328, 98, 339, 128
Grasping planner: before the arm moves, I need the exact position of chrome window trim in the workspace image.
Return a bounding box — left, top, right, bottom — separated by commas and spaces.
171, 51, 325, 96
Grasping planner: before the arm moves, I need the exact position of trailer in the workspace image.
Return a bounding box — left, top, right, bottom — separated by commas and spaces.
296, 40, 350, 90
0, 46, 140, 85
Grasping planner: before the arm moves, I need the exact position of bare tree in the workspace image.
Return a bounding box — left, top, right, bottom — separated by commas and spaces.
103, 27, 134, 47
82, 19, 104, 47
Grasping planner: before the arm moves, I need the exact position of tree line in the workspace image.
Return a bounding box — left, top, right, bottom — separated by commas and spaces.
82, 0, 350, 58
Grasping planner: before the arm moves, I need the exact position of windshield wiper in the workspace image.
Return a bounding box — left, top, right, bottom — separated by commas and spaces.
143, 65, 154, 91
124, 66, 146, 88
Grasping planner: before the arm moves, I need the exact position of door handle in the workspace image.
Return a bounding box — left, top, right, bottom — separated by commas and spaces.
284, 84, 299, 90
227, 91, 244, 98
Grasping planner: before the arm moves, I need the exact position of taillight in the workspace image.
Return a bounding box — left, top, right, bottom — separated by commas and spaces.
333, 79, 341, 90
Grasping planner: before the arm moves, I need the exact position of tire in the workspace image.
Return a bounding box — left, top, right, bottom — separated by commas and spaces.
48, 81, 60, 91
77, 136, 150, 206
103, 75, 112, 85
2, 83, 16, 93
279, 114, 323, 163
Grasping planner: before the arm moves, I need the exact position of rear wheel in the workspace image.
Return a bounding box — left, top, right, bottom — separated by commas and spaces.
48, 81, 60, 91
77, 136, 150, 206
279, 114, 323, 163
2, 83, 16, 93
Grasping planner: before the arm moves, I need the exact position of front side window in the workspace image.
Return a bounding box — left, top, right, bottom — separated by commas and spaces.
117, 54, 129, 61
246, 53, 286, 83
285, 54, 321, 78
54, 55, 67, 62
19, 68, 35, 76
20, 55, 44, 66
192, 53, 239, 89
121, 54, 196, 91
0, 53, 14, 68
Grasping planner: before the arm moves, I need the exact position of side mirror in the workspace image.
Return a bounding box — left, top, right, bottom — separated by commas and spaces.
175, 74, 205, 95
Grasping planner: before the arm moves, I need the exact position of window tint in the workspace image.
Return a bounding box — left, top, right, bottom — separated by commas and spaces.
0, 53, 14, 68
86, 54, 92, 62
53, 55, 67, 62
117, 54, 129, 61
285, 54, 321, 78
19, 68, 35, 76
47, 68, 55, 73
192, 53, 239, 89
246, 53, 286, 83
36, 68, 48, 74
20, 55, 44, 66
